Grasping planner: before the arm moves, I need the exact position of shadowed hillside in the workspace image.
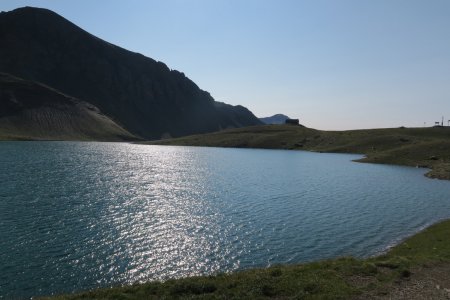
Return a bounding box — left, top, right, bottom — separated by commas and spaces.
0, 73, 136, 141
0, 7, 262, 140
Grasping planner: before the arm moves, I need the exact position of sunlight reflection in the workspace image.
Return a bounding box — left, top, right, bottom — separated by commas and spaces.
102, 145, 237, 285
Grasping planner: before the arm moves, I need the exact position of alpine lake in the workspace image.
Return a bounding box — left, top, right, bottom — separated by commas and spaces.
1, 141, 450, 299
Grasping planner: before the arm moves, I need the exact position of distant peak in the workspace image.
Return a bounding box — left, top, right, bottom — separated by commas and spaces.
259, 114, 291, 125
10, 6, 55, 14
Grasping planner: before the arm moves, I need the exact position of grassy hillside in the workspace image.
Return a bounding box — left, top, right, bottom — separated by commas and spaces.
0, 73, 138, 141
150, 124, 450, 180
43, 219, 450, 299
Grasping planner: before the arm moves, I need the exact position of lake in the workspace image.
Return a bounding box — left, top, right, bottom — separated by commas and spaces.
1, 142, 450, 298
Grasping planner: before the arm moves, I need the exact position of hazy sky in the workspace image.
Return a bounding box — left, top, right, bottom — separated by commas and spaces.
1, 0, 450, 129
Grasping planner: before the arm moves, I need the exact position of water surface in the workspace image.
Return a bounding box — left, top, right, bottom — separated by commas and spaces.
1, 142, 449, 298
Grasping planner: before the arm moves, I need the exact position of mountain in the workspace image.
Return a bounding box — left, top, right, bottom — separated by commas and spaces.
0, 7, 262, 140
0, 73, 136, 141
259, 114, 290, 124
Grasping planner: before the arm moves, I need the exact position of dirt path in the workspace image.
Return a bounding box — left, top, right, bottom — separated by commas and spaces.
358, 263, 450, 299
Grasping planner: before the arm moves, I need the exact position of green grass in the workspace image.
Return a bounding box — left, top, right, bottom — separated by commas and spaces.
149, 125, 450, 180
43, 220, 450, 299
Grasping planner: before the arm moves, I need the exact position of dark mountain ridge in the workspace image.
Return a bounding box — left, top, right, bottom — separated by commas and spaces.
0, 7, 261, 139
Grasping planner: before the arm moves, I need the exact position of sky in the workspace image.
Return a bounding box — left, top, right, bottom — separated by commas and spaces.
1, 0, 449, 130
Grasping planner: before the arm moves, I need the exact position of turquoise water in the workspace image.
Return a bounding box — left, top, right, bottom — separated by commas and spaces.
1, 142, 450, 298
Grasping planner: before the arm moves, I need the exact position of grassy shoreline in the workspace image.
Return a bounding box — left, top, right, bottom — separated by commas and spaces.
149, 124, 450, 181
43, 219, 450, 299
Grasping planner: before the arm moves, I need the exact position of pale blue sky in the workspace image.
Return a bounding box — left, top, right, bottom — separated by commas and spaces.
1, 0, 450, 129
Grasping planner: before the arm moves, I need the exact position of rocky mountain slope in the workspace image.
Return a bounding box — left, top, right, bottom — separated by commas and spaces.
0, 7, 262, 140
0, 73, 136, 141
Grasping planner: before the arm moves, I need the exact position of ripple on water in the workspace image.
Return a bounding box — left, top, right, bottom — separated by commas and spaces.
1, 142, 450, 298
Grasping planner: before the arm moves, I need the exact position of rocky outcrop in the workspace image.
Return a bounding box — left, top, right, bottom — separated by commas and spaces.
0, 7, 262, 139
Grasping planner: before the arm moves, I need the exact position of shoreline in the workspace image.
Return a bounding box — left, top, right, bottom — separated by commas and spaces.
373, 217, 448, 258
3, 125, 449, 181
2, 138, 449, 181
42, 218, 450, 299
148, 125, 450, 181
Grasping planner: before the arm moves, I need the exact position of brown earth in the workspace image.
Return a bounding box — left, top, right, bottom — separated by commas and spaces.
357, 263, 450, 299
